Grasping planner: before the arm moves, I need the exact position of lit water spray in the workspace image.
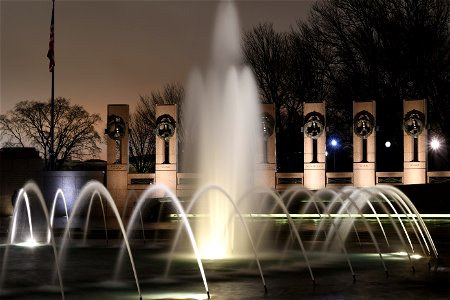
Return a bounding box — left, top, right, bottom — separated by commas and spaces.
183, 0, 263, 259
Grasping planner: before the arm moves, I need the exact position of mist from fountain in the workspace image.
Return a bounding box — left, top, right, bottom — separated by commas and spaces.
182, 0, 263, 259
48, 189, 70, 244
113, 184, 210, 298
55, 180, 142, 300
0, 181, 65, 300
10, 188, 34, 245
0, 1, 446, 298
159, 184, 267, 293
82, 190, 108, 245
0, 177, 444, 299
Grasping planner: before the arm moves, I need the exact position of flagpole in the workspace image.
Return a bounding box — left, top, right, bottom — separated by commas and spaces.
48, 0, 56, 170
50, 57, 55, 170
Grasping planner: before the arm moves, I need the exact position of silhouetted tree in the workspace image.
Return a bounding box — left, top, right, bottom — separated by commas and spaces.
0, 97, 102, 169
242, 23, 289, 105
129, 83, 184, 173
243, 23, 306, 170
306, 0, 450, 169
243, 0, 450, 170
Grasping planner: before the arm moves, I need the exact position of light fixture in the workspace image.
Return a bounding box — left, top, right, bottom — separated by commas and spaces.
430, 138, 441, 150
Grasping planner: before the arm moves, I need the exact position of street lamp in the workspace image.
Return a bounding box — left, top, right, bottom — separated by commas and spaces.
429, 137, 443, 171
330, 138, 338, 171
385, 141, 391, 148
430, 138, 441, 151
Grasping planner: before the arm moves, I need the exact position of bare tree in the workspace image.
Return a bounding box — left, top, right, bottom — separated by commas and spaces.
305, 0, 450, 169
129, 83, 184, 173
0, 97, 102, 169
242, 23, 290, 106
242, 23, 306, 170
243, 0, 450, 170
306, 0, 450, 108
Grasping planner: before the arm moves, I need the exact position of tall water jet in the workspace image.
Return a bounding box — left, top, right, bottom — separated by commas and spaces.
183, 1, 263, 259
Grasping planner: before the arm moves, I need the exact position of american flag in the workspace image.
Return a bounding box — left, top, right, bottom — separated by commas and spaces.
47, 0, 55, 72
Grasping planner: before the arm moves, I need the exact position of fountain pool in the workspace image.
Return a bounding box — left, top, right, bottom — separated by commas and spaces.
0, 210, 449, 300
1, 181, 449, 299
1, 1, 449, 299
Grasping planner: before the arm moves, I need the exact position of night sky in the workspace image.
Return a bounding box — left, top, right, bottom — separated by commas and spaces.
1, 0, 313, 158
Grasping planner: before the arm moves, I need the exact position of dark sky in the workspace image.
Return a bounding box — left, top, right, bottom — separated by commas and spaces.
1, 0, 314, 157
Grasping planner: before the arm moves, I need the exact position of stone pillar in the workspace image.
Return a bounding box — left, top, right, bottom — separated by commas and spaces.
256, 104, 276, 188
403, 99, 427, 184
353, 101, 376, 187
303, 102, 326, 190
155, 105, 177, 193
105, 104, 129, 212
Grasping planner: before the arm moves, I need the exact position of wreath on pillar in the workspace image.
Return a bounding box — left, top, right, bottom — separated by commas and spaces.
261, 112, 275, 141
156, 114, 176, 141
105, 114, 125, 140
403, 109, 425, 138
353, 110, 375, 139
303, 111, 325, 139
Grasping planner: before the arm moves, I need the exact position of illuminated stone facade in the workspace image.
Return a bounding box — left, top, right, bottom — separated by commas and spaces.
353, 101, 376, 187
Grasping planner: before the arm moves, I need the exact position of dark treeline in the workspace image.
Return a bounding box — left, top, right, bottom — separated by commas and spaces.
242, 0, 450, 171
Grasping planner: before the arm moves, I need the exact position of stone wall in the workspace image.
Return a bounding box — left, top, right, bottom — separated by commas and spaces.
0, 148, 105, 219
0, 148, 44, 216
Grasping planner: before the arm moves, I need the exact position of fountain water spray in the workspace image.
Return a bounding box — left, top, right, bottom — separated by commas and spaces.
164, 184, 268, 293
183, 0, 263, 259
0, 181, 65, 300
10, 189, 33, 244
56, 180, 142, 300
82, 190, 109, 245
48, 188, 70, 244
114, 184, 210, 298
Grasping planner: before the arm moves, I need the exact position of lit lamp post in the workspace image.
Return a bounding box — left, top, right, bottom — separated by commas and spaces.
330, 138, 338, 171
429, 137, 442, 171
430, 138, 441, 151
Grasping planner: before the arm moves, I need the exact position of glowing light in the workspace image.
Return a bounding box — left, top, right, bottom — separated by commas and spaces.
331, 139, 338, 147
385, 141, 391, 148
16, 237, 40, 248
201, 243, 227, 260
170, 213, 450, 219
430, 138, 441, 150
392, 252, 422, 260
137, 292, 209, 300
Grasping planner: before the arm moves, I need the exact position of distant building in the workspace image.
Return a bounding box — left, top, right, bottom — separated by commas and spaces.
0, 147, 44, 216
61, 159, 107, 171
0, 147, 107, 218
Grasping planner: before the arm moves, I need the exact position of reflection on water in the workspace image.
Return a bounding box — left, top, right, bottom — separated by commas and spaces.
0, 219, 448, 300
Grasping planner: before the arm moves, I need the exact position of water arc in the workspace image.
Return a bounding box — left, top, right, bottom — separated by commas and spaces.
48, 188, 70, 244
115, 184, 210, 297
0, 181, 65, 300
82, 190, 108, 245
56, 180, 142, 300
162, 184, 268, 294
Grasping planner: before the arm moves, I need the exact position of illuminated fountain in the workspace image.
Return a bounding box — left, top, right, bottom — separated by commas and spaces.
182, 0, 263, 259
0, 1, 448, 300
1, 179, 447, 299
